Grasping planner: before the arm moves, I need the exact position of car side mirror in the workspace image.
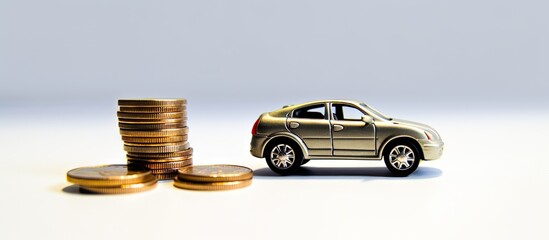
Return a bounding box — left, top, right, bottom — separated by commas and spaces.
361, 115, 374, 125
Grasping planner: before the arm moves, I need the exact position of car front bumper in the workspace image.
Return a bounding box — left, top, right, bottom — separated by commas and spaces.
419, 140, 444, 160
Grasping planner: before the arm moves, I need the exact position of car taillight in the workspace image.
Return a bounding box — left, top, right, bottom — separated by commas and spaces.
251, 117, 261, 135
424, 131, 432, 140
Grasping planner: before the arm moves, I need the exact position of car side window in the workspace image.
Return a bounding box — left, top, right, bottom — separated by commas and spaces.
332, 104, 365, 121
293, 104, 326, 119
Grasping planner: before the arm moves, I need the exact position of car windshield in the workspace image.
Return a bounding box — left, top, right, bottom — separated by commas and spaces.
360, 103, 392, 121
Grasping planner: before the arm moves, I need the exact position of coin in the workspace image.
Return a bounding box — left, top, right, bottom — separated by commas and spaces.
150, 168, 180, 174
119, 127, 188, 137
118, 118, 185, 124
80, 178, 157, 194
66, 164, 154, 187
124, 142, 189, 153
154, 172, 178, 181
118, 99, 187, 107
117, 112, 186, 119
128, 159, 193, 169
127, 155, 192, 163
127, 148, 193, 158
173, 179, 252, 191
118, 122, 186, 130
116, 98, 193, 183
119, 106, 186, 113
123, 142, 187, 147
177, 165, 253, 182
121, 136, 188, 144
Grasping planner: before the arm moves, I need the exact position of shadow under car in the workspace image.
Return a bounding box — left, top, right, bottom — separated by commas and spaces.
252, 166, 442, 180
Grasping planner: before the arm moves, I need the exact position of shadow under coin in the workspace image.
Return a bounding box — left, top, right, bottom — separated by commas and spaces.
253, 166, 442, 181
62, 184, 99, 195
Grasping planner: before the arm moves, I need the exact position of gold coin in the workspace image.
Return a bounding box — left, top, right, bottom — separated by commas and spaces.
173, 179, 252, 191
118, 118, 185, 124
127, 148, 193, 158
117, 112, 186, 119
128, 159, 193, 169
118, 122, 186, 130
123, 142, 187, 147
66, 164, 154, 187
119, 127, 188, 137
118, 99, 187, 107
127, 155, 192, 163
150, 168, 180, 174
154, 172, 178, 181
122, 136, 187, 144
177, 165, 253, 182
124, 142, 189, 153
80, 178, 157, 194
119, 106, 186, 113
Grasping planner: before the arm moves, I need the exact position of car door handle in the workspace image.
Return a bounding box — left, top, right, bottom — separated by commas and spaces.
333, 124, 344, 132
289, 122, 300, 129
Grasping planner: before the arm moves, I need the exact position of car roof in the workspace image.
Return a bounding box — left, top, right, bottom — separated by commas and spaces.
270, 99, 364, 116
285, 99, 363, 109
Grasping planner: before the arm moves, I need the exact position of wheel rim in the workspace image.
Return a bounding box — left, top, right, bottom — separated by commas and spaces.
388, 145, 415, 170
270, 144, 295, 169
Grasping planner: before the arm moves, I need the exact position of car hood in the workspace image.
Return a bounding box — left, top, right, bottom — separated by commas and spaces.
391, 118, 441, 138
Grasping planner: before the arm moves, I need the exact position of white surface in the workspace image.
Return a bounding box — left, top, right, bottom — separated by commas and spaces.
0, 110, 548, 240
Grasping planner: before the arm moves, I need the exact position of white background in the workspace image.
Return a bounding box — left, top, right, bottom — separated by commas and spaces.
1, 0, 548, 108
1, 0, 548, 239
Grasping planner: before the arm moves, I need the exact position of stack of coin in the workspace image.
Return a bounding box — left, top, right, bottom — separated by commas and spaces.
66, 165, 157, 194
174, 165, 253, 191
118, 99, 193, 180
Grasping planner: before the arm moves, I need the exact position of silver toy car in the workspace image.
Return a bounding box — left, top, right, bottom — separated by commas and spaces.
250, 100, 444, 176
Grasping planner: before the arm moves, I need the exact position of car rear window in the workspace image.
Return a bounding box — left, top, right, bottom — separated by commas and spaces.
292, 104, 326, 119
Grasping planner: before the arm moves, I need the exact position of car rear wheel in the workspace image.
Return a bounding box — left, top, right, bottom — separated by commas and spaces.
265, 141, 303, 175
383, 143, 420, 176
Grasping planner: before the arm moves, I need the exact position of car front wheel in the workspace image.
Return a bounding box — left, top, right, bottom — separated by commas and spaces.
265, 141, 302, 175
383, 143, 420, 176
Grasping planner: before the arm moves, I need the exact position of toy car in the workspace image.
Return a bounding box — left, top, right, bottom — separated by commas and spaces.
250, 100, 444, 176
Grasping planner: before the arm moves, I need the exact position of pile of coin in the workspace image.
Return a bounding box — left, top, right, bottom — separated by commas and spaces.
174, 165, 253, 191
64, 99, 254, 194
118, 99, 193, 180
66, 165, 157, 194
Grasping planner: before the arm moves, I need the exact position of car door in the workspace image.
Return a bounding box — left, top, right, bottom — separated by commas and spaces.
330, 103, 376, 156
287, 104, 332, 156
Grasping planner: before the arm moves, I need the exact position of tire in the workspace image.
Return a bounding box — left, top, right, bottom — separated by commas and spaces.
265, 140, 303, 175
300, 159, 310, 166
383, 142, 420, 176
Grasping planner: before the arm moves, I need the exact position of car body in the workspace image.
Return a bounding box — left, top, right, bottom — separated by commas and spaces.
250, 100, 444, 176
